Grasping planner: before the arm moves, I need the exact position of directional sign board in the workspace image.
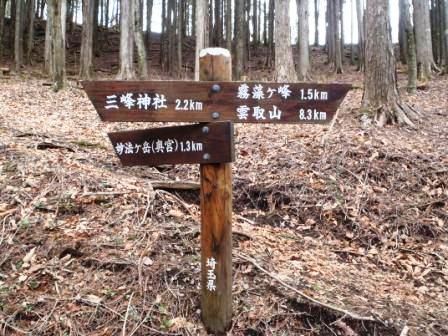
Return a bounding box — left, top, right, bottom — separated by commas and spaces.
108, 122, 234, 166
83, 81, 351, 124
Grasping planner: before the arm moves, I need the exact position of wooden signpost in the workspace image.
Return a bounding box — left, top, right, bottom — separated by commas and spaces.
84, 48, 351, 335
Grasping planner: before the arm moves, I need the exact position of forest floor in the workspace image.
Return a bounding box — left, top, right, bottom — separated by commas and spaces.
0, 50, 447, 335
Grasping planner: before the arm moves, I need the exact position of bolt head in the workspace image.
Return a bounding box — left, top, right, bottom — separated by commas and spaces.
211, 84, 221, 93
212, 112, 220, 120
203, 153, 211, 160
202, 126, 210, 134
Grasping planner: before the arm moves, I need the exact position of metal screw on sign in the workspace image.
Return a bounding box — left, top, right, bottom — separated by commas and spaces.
211, 84, 221, 93
202, 126, 210, 134
212, 112, 221, 120
203, 153, 211, 161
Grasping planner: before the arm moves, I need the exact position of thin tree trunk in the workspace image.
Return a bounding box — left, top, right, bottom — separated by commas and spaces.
226, 0, 232, 51
176, 0, 182, 76
160, 0, 166, 67
80, 0, 94, 79
234, 0, 244, 79
146, 0, 153, 55
0, 0, 6, 59
194, 0, 208, 80
314, 0, 319, 46
26, 0, 35, 64
14, 0, 24, 73
134, 0, 148, 78
252, 0, 258, 45
404, 0, 416, 93
444, 0, 448, 72
44, 3, 52, 74
399, 0, 407, 64
265, 0, 274, 67
296, 0, 310, 80
334, 0, 343, 73
356, 0, 365, 71
49, 0, 66, 91
263, 0, 267, 45
118, 0, 135, 79
275, 0, 297, 81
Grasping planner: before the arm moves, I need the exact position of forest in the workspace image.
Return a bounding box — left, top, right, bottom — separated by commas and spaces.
0, 0, 447, 335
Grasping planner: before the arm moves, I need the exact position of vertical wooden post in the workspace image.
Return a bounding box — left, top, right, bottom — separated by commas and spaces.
199, 48, 233, 334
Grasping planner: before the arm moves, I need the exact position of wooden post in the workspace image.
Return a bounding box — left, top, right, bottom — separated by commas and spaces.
199, 48, 233, 334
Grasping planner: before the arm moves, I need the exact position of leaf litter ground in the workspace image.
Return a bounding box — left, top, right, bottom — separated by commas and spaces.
0, 71, 447, 335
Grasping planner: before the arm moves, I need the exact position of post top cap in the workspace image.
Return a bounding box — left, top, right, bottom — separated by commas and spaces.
199, 48, 231, 58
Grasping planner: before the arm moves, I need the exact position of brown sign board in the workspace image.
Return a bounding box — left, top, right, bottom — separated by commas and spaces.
108, 122, 234, 166
83, 81, 351, 124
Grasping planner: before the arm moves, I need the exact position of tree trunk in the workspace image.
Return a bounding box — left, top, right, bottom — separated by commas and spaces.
14, 0, 24, 73
146, 0, 153, 57
274, 0, 297, 81
413, 0, 438, 80
176, 0, 182, 76
0, 0, 5, 59
44, 3, 52, 74
263, 0, 267, 45
363, 0, 418, 127
234, 0, 245, 79
25, 0, 35, 64
160, 0, 166, 67
194, 0, 208, 80
225, 0, 232, 51
49, 0, 66, 91
314, 0, 319, 46
399, 0, 407, 64
296, 0, 310, 80
117, 0, 135, 79
403, 0, 416, 93
253, 0, 258, 45
444, 0, 448, 72
79, 0, 94, 79
334, 0, 343, 73
265, 0, 274, 67
356, 0, 365, 70
134, 0, 148, 78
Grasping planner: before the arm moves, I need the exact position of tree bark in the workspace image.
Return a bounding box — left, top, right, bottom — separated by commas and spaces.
14, 0, 24, 73
49, 0, 66, 91
444, 0, 448, 72
404, 0, 416, 93
44, 2, 52, 74
363, 0, 418, 127
25, 0, 35, 64
296, 0, 310, 80
0, 0, 5, 59
176, 0, 182, 76
226, 0, 232, 51
134, 0, 148, 79
146, 0, 153, 57
266, 0, 274, 67
234, 0, 245, 79
413, 0, 438, 80
274, 0, 297, 81
399, 0, 408, 64
194, 0, 208, 80
356, 0, 365, 71
79, 0, 94, 79
117, 0, 135, 79
334, 0, 343, 73
252, 0, 258, 44
314, 0, 319, 46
